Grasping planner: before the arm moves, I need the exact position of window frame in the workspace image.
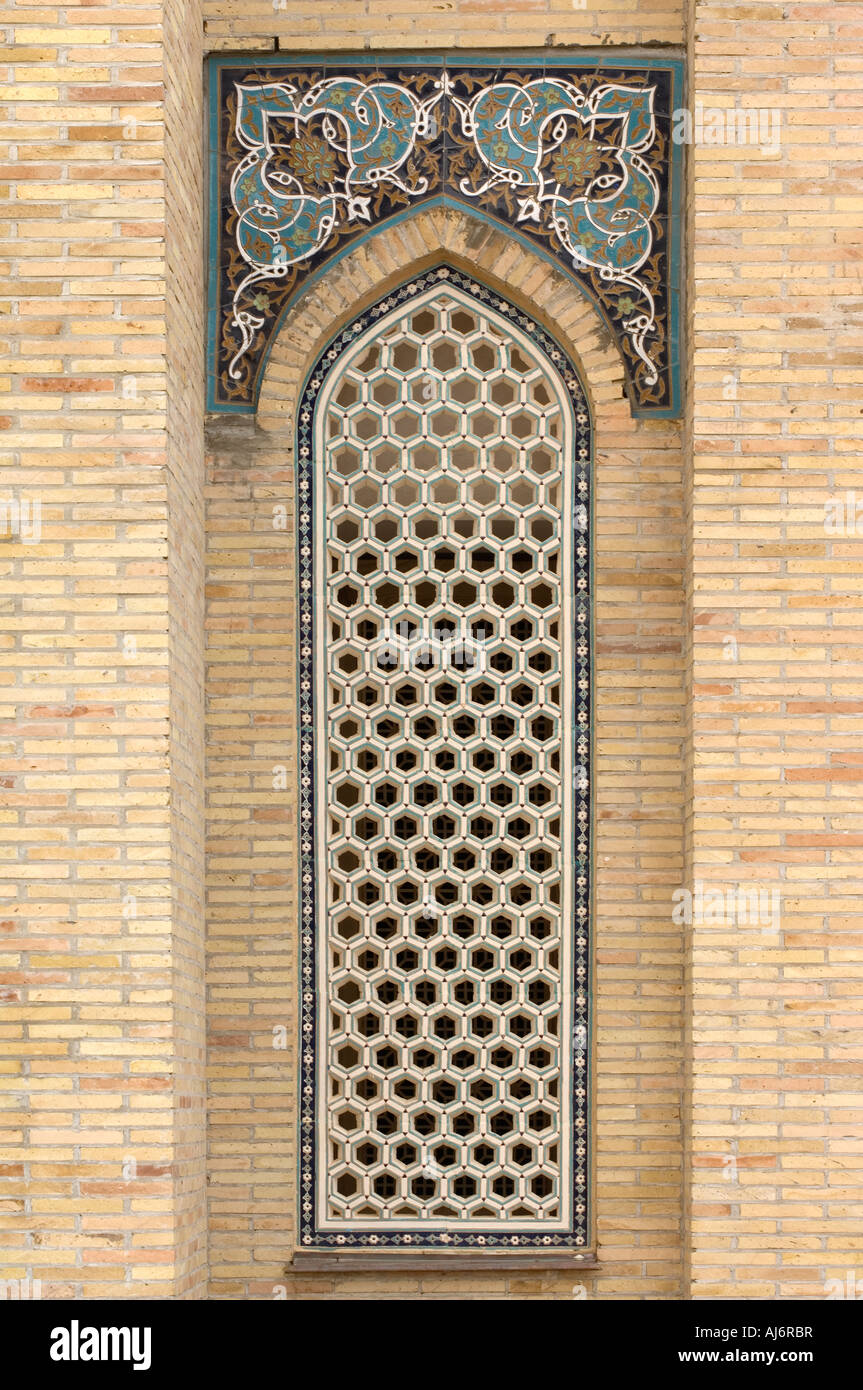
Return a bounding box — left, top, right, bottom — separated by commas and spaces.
295, 266, 594, 1259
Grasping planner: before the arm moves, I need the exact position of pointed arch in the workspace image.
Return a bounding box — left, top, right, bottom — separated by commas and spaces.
257, 206, 629, 437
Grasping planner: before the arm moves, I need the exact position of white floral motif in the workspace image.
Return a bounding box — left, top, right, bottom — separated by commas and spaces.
219, 68, 673, 403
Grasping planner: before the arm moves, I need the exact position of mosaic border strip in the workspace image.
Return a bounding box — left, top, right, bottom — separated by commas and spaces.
297, 265, 592, 1251
207, 53, 683, 418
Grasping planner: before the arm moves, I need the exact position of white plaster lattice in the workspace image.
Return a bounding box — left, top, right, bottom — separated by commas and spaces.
300, 277, 590, 1247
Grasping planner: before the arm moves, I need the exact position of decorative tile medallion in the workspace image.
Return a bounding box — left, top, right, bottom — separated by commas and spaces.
298, 266, 591, 1251
207, 54, 683, 417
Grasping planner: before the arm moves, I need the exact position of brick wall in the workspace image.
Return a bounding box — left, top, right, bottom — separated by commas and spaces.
202, 0, 684, 53
684, 0, 863, 1299
1, 0, 205, 1297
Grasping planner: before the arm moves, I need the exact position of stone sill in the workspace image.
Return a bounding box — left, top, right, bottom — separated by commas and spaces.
290, 1251, 599, 1272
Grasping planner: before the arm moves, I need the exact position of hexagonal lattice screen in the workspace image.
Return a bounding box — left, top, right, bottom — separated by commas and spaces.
298, 268, 591, 1252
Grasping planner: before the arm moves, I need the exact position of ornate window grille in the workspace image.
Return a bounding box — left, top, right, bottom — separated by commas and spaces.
298, 267, 591, 1252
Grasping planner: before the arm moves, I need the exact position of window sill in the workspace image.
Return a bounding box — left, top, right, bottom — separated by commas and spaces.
290, 1250, 599, 1272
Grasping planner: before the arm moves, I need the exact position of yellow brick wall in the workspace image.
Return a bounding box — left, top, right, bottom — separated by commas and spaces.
202, 0, 684, 52
1, 0, 205, 1297
684, 0, 863, 1299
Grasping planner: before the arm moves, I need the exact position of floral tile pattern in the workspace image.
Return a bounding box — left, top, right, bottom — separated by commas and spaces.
207, 55, 683, 417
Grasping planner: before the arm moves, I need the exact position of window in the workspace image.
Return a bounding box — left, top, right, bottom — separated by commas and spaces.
297, 267, 591, 1252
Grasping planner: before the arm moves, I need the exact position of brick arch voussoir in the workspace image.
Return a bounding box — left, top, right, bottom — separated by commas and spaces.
257, 206, 632, 436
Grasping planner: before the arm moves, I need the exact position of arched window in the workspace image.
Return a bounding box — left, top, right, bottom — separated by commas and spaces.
297, 267, 591, 1253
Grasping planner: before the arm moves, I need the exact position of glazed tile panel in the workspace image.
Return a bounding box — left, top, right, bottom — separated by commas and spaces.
208, 55, 683, 416
298, 268, 591, 1250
